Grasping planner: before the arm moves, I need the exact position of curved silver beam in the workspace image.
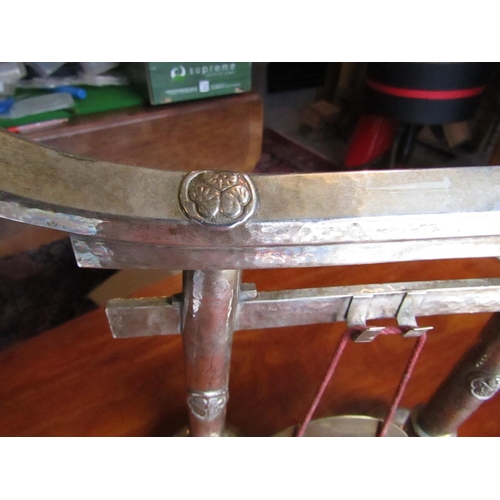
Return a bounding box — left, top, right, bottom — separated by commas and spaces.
1, 130, 500, 269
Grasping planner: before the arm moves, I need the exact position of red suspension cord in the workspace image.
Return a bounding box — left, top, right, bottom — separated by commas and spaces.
295, 326, 428, 437
377, 332, 427, 437
295, 328, 352, 437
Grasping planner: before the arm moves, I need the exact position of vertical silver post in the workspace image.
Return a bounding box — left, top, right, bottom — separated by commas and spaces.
181, 269, 241, 437
408, 312, 500, 437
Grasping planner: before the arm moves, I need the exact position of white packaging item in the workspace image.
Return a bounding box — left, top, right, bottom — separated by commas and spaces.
8, 93, 75, 119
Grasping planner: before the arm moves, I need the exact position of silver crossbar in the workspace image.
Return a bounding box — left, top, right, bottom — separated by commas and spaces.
106, 278, 500, 338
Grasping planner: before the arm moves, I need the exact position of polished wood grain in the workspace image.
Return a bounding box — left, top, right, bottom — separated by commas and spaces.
1, 257, 500, 436
0, 219, 64, 258
25, 93, 263, 173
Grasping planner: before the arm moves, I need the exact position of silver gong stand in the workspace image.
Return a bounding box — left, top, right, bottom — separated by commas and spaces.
2, 130, 500, 437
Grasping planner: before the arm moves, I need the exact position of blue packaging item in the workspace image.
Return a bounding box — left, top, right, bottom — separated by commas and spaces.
53, 86, 87, 100
0, 98, 15, 114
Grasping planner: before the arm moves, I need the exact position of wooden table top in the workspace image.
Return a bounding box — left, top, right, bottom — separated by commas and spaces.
1, 257, 500, 436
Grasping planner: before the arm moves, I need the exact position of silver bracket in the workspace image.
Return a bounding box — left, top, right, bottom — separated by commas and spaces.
347, 294, 385, 343
106, 284, 257, 339
396, 291, 433, 337
240, 283, 258, 301
106, 295, 182, 339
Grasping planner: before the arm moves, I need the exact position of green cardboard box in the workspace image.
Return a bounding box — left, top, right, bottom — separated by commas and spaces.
138, 62, 252, 105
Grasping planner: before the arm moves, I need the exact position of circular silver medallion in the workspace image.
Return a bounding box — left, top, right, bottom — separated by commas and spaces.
469, 372, 500, 400
179, 170, 258, 228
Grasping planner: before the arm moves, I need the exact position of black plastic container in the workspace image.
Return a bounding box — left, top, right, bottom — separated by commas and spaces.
365, 63, 493, 125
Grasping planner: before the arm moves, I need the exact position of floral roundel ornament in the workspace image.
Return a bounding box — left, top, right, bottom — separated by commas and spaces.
179, 170, 258, 228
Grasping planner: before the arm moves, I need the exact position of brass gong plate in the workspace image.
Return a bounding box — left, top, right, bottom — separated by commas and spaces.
275, 415, 408, 437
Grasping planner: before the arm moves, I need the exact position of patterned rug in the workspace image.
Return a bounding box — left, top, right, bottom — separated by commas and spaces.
0, 128, 337, 350
255, 128, 338, 174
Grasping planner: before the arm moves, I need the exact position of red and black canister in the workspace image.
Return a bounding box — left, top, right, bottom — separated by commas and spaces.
365, 62, 492, 125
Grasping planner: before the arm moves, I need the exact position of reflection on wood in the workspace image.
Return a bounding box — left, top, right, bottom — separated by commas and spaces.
0, 257, 500, 436
26, 93, 263, 173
